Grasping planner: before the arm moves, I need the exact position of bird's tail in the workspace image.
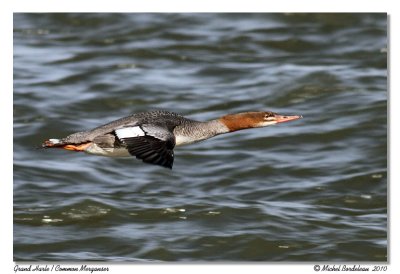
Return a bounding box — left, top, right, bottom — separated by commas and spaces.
42, 138, 92, 151
42, 138, 65, 148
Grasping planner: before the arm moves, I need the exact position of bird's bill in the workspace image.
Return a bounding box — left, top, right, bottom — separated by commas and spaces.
274, 114, 303, 123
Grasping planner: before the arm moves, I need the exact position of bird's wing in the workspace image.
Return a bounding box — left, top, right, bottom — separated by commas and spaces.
115, 124, 175, 169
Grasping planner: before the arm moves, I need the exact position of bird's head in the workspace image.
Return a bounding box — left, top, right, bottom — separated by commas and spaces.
219, 111, 302, 132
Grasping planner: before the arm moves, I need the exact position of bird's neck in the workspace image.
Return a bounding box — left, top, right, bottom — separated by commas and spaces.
218, 112, 262, 132
173, 119, 229, 146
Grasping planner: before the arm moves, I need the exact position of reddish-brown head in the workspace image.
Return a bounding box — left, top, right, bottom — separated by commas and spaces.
219, 111, 302, 132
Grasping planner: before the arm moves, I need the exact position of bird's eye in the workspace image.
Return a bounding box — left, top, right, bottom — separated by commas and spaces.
264, 112, 275, 119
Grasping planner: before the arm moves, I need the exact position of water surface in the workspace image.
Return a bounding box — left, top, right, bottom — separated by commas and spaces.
13, 13, 387, 262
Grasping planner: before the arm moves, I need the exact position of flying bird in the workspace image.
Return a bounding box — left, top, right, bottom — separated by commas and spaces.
42, 110, 302, 169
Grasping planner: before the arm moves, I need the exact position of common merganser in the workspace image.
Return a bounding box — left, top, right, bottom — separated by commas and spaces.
42, 110, 302, 169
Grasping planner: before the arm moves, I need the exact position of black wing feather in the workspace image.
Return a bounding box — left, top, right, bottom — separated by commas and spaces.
121, 135, 175, 169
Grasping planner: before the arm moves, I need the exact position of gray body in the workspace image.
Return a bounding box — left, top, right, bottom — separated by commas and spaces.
50, 111, 229, 168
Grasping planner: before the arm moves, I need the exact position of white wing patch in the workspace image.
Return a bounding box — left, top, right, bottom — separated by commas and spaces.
115, 126, 145, 139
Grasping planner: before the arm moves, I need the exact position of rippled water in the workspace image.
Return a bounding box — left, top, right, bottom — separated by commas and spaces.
13, 13, 387, 261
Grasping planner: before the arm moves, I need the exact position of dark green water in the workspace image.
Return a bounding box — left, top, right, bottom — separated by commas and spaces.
13, 13, 387, 262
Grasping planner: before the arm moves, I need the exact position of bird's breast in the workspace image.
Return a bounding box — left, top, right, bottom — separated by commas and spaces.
174, 134, 200, 146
